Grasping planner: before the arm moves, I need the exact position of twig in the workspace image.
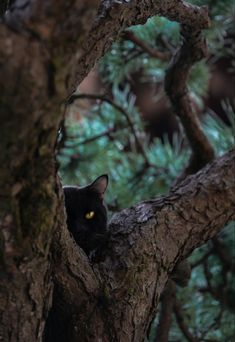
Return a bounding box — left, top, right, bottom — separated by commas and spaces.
66, 126, 117, 147
67, 93, 153, 167
123, 31, 171, 61
212, 237, 235, 272
159, 35, 176, 54
201, 259, 226, 306
174, 299, 200, 342
203, 259, 214, 295
200, 307, 224, 341
154, 280, 176, 342
191, 249, 213, 269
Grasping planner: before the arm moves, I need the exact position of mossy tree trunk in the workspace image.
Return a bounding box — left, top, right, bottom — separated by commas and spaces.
0, 1, 234, 342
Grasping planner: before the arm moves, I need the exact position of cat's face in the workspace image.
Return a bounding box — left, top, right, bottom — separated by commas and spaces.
63, 175, 108, 255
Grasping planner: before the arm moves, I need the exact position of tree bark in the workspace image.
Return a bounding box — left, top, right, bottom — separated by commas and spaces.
49, 149, 235, 341
0, 1, 234, 342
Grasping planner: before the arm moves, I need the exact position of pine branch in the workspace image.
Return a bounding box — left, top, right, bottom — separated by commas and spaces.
68, 93, 153, 168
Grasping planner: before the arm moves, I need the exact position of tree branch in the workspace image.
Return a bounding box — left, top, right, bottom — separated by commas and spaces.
174, 299, 200, 342
75, 0, 209, 89
212, 237, 235, 272
165, 24, 215, 176
0, 1, 230, 341
155, 281, 176, 342
2, 1, 210, 95
53, 149, 235, 340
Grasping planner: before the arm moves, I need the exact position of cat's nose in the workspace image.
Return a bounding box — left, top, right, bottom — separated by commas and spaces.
78, 224, 88, 232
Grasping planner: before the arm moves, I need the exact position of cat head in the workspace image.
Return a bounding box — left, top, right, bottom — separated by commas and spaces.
88, 174, 109, 200
63, 175, 109, 254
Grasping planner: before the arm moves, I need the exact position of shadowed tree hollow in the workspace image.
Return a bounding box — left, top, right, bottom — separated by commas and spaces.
0, 1, 234, 342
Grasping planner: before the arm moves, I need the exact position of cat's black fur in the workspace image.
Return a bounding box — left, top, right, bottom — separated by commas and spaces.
43, 175, 109, 342
63, 174, 109, 255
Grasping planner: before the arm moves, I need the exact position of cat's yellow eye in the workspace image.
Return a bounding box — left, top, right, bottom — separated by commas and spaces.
85, 211, 95, 220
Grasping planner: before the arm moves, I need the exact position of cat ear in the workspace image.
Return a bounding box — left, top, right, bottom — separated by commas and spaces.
89, 174, 108, 199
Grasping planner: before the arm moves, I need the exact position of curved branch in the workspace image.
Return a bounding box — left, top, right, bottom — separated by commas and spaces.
70, 0, 210, 91
165, 24, 215, 176
2, 1, 210, 94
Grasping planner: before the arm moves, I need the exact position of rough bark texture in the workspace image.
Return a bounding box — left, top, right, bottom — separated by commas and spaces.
0, 1, 234, 342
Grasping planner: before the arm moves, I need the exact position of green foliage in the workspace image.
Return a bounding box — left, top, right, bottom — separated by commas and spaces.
59, 87, 190, 209
58, 0, 235, 339
191, 0, 234, 17
177, 222, 235, 341
189, 61, 211, 100
58, 85, 234, 210
192, 0, 235, 72
203, 102, 235, 154
100, 17, 179, 86
148, 221, 235, 342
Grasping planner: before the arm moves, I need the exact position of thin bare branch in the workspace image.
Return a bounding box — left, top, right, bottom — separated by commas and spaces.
68, 93, 153, 167
155, 281, 176, 342
191, 249, 212, 269
174, 299, 200, 342
123, 30, 171, 61
212, 237, 235, 272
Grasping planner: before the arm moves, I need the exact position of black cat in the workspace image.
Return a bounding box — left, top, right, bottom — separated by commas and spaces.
63, 174, 109, 255
43, 175, 109, 342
